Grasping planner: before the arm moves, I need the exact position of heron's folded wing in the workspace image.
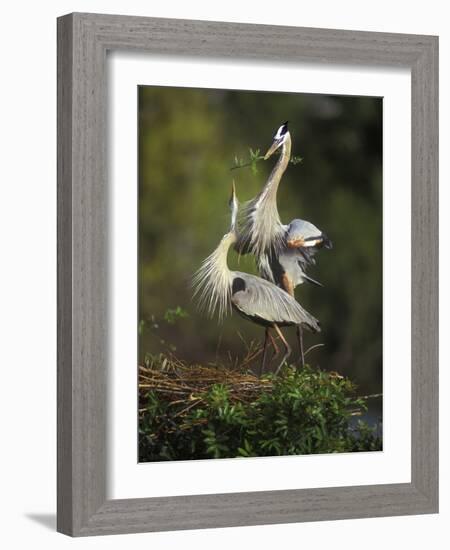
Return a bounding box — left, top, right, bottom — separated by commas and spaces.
232, 272, 320, 332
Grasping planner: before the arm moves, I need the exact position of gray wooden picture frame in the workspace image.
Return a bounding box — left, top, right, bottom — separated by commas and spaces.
57, 12, 438, 537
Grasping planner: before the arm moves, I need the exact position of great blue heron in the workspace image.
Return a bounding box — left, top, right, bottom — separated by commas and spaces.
193, 183, 320, 375
236, 121, 332, 366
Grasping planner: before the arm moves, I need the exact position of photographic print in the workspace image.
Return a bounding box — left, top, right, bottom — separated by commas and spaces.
138, 86, 382, 462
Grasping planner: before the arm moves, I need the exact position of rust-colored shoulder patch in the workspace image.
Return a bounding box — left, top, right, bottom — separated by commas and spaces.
286, 237, 305, 249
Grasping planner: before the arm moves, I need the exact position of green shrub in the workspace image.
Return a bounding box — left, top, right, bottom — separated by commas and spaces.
139, 364, 381, 462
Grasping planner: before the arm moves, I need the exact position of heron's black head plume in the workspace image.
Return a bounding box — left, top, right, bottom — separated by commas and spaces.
264, 121, 291, 161
274, 121, 289, 140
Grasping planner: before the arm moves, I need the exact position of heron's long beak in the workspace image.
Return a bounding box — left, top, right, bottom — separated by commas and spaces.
264, 138, 282, 160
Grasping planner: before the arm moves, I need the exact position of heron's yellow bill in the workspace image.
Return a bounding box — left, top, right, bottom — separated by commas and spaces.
264, 139, 282, 160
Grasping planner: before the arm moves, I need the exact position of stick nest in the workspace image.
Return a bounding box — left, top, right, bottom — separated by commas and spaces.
139, 354, 271, 418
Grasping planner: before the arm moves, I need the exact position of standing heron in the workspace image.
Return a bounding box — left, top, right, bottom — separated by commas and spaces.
193, 183, 320, 375
236, 121, 332, 366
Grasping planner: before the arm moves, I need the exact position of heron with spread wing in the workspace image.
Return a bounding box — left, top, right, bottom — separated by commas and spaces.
236, 122, 332, 365
193, 183, 320, 375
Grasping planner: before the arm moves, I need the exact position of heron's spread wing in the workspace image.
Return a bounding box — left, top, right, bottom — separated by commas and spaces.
231, 272, 320, 332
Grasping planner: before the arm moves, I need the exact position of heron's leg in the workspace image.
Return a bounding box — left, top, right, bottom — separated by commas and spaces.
273, 324, 291, 375
268, 330, 280, 358
296, 325, 305, 368
260, 328, 270, 376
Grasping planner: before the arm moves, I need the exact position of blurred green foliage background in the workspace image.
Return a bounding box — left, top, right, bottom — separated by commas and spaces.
138, 86, 382, 396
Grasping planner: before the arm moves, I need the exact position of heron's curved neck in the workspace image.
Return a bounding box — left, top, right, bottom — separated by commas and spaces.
249, 134, 291, 254
207, 231, 237, 317
267, 134, 291, 195
215, 231, 237, 276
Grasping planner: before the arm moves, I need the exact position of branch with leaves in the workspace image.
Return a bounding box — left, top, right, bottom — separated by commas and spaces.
230, 147, 303, 175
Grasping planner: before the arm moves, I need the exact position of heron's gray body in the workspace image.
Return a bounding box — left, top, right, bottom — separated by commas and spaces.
238, 218, 330, 291
258, 219, 326, 285
230, 271, 320, 331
